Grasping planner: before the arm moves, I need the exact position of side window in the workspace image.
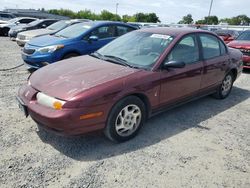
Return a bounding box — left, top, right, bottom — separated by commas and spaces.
200, 34, 221, 59
167, 35, 199, 64
19, 19, 34, 24
116, 26, 134, 36
219, 40, 227, 55
91, 26, 116, 39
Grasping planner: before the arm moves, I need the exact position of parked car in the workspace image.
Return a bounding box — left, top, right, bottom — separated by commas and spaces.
0, 12, 16, 22
0, 17, 37, 36
16, 19, 88, 46
215, 29, 239, 44
228, 30, 250, 69
21, 21, 137, 69
17, 28, 243, 142
9, 19, 58, 40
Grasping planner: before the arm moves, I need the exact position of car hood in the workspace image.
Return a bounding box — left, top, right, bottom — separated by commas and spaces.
27, 35, 69, 47
30, 55, 140, 100
20, 28, 53, 38
228, 40, 250, 49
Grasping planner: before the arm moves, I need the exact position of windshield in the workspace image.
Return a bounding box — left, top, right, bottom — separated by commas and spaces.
237, 31, 250, 40
47, 20, 68, 31
27, 20, 42, 26
54, 22, 93, 38
97, 31, 174, 69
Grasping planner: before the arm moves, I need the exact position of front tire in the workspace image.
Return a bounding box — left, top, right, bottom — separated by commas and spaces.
104, 96, 146, 142
213, 72, 234, 99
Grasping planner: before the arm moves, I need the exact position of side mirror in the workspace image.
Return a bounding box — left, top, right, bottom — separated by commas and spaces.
227, 36, 234, 41
163, 60, 185, 69
16, 21, 20, 25
88, 35, 98, 43
41, 24, 47, 28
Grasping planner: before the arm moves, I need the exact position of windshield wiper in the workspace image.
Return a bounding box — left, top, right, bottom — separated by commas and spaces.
90, 52, 105, 60
54, 34, 67, 38
102, 55, 138, 68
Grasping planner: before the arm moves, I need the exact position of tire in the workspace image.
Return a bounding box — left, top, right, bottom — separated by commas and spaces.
63, 53, 79, 59
104, 96, 146, 142
2, 28, 10, 36
212, 72, 234, 99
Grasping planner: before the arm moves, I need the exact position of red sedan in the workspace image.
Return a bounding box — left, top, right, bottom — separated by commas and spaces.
215, 29, 239, 44
228, 30, 250, 69
17, 28, 243, 142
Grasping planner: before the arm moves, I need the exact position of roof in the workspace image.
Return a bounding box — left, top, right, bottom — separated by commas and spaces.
138, 27, 210, 36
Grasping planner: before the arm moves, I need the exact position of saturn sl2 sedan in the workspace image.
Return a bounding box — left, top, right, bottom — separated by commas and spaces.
17, 28, 243, 142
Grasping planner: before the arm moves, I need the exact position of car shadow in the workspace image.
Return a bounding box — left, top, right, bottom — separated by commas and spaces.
37, 86, 250, 161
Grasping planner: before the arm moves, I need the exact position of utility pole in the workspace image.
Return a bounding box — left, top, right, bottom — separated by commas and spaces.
208, 0, 214, 17
116, 3, 119, 16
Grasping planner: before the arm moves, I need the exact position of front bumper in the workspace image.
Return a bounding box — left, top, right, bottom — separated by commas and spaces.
8, 30, 18, 39
16, 38, 28, 46
22, 51, 56, 69
17, 84, 107, 136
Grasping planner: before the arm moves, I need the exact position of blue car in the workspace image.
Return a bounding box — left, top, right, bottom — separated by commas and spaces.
22, 21, 137, 69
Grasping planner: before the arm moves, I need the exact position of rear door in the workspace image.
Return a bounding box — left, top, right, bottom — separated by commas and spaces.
198, 33, 229, 91
159, 34, 203, 105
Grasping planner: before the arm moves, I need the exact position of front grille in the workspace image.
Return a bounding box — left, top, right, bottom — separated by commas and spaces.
23, 48, 35, 55
239, 49, 250, 56
243, 61, 250, 66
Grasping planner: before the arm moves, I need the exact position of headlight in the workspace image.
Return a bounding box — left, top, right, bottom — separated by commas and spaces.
37, 45, 64, 53
25, 36, 32, 40
36, 92, 66, 110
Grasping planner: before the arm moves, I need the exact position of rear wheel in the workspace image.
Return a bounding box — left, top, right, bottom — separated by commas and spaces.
213, 72, 234, 99
2, 28, 9, 36
104, 96, 146, 142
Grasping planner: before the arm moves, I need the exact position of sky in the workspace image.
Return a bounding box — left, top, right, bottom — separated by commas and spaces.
2, 0, 250, 23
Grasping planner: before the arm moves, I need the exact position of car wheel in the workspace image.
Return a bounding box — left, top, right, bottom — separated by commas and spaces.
213, 72, 234, 99
104, 96, 146, 142
2, 28, 9, 36
63, 53, 79, 59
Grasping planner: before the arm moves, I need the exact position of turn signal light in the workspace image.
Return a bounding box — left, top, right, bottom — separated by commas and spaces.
53, 101, 63, 110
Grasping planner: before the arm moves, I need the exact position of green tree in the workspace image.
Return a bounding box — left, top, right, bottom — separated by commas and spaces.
100, 10, 121, 21
204, 16, 219, 25
134, 12, 160, 23
178, 14, 193, 24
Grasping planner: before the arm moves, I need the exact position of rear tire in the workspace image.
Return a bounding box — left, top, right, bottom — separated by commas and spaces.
212, 72, 234, 99
2, 28, 9, 36
104, 96, 146, 142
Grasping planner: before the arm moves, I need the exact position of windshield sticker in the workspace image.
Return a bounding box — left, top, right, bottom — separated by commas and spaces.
150, 34, 171, 40
83, 25, 91, 29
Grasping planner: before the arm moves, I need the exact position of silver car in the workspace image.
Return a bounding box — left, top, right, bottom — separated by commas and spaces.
16, 19, 90, 46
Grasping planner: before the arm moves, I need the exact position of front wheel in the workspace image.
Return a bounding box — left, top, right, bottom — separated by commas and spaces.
104, 96, 146, 142
213, 72, 234, 99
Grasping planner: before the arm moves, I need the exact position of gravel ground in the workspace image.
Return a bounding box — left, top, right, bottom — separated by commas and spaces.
0, 37, 250, 188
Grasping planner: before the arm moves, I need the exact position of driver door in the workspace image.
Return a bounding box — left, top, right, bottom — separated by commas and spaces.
83, 25, 116, 54
159, 34, 203, 106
